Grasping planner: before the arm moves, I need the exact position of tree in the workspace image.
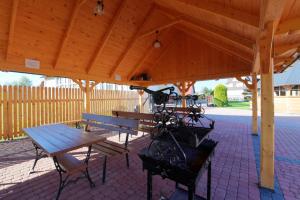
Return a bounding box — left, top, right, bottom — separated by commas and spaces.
213, 84, 228, 107
202, 87, 213, 97
12, 76, 32, 86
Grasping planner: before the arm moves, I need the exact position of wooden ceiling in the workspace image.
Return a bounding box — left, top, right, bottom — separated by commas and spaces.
0, 0, 299, 86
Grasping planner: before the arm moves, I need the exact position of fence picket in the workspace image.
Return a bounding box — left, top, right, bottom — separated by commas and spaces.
0, 86, 142, 140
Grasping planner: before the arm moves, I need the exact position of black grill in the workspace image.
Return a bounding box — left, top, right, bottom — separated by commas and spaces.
130, 86, 218, 200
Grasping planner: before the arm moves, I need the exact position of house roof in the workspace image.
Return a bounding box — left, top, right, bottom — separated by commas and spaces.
0, 1, 299, 86
258, 61, 300, 88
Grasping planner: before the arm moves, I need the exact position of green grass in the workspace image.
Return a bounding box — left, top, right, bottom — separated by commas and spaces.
224, 101, 250, 110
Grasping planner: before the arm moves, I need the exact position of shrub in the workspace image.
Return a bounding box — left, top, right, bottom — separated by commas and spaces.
213, 84, 228, 107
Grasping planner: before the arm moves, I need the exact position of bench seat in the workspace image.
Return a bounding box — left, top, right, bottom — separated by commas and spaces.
56, 153, 87, 175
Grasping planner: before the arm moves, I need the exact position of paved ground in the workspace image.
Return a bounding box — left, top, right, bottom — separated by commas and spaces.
0, 108, 299, 200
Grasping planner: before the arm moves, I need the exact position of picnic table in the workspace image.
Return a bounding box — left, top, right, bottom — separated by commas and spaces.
23, 124, 106, 200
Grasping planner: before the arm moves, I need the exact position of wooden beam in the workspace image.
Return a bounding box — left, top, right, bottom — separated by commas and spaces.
86, 0, 127, 74
274, 47, 297, 57
277, 17, 300, 35
176, 25, 253, 63
235, 76, 254, 90
127, 45, 153, 81
158, 6, 254, 53
6, 0, 19, 60
109, 6, 154, 78
137, 19, 181, 39
274, 55, 294, 64
252, 0, 288, 73
275, 42, 300, 55
252, 73, 258, 135
72, 79, 85, 91
260, 21, 276, 74
173, 0, 259, 29
53, 0, 87, 69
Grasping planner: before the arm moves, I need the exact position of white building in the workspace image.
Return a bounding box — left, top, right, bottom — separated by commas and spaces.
225, 78, 247, 101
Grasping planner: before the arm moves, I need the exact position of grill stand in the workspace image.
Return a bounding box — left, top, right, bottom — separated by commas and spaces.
146, 160, 211, 200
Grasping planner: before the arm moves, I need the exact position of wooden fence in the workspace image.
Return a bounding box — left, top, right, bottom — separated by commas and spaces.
0, 86, 145, 140
257, 96, 300, 114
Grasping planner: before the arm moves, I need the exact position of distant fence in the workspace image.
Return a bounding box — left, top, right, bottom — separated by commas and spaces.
0, 85, 145, 140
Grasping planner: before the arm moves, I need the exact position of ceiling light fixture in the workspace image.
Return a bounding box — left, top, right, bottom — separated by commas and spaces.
94, 0, 104, 16
153, 30, 162, 48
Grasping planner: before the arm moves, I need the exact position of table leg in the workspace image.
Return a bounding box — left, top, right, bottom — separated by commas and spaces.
29, 142, 47, 174
147, 170, 152, 200
53, 156, 68, 200
84, 145, 95, 188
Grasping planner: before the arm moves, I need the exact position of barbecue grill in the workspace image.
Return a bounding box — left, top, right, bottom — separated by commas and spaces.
130, 86, 218, 200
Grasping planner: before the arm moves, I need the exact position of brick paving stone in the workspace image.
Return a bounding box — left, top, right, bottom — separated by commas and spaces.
1, 112, 299, 200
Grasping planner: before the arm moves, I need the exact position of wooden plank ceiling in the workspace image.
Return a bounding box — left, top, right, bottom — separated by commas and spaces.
0, 0, 299, 86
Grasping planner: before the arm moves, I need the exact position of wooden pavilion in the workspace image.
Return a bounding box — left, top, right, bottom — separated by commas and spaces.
0, 0, 300, 190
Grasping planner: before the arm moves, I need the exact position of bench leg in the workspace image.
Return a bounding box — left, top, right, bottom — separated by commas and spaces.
118, 131, 121, 142
102, 155, 107, 183
125, 153, 129, 168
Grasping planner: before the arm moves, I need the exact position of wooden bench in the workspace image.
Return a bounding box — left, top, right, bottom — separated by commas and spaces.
112, 111, 155, 138
81, 113, 139, 183
56, 153, 87, 175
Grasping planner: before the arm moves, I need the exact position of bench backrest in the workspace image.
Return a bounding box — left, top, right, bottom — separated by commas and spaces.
112, 111, 156, 127
112, 111, 154, 121
82, 113, 139, 135
166, 107, 202, 113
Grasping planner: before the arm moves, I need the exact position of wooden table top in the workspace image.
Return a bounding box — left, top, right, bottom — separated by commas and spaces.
23, 124, 106, 157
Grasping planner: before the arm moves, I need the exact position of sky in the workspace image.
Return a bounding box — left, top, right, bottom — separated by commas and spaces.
0, 72, 44, 86
0, 71, 227, 92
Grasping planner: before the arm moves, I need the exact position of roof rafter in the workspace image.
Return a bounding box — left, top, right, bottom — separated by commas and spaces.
137, 19, 181, 39
109, 5, 155, 78
277, 17, 300, 35
6, 0, 19, 60
86, 0, 128, 74
53, 0, 88, 69
176, 25, 253, 63
157, 6, 254, 53
275, 42, 300, 55
170, 0, 259, 29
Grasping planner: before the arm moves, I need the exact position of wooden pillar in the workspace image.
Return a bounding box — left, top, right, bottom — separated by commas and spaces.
252, 73, 258, 135
138, 90, 144, 113
85, 80, 91, 113
260, 62, 274, 189
72, 79, 99, 114
175, 81, 195, 108
181, 89, 187, 108
259, 21, 275, 189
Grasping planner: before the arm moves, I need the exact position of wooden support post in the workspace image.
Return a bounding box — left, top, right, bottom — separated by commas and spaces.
175, 81, 195, 108
252, 73, 258, 135
85, 80, 91, 113
260, 61, 275, 189
182, 89, 187, 108
138, 90, 144, 113
260, 21, 276, 190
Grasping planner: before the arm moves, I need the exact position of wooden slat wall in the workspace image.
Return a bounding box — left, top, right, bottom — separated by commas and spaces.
0, 86, 84, 140
90, 89, 148, 116
0, 86, 146, 140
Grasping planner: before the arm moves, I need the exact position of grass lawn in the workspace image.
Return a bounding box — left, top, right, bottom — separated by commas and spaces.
225, 101, 250, 110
